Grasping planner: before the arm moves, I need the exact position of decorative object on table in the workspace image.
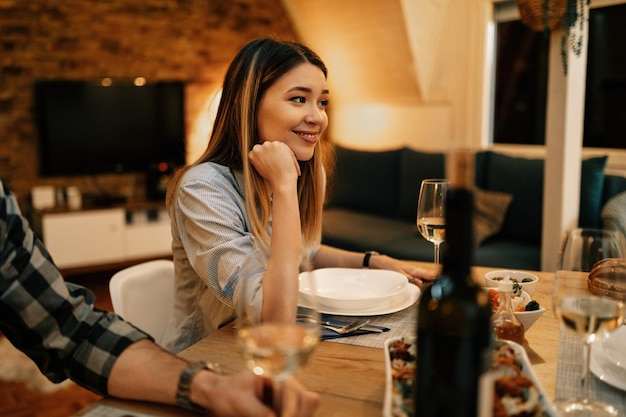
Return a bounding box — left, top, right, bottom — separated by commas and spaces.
517, 0, 591, 74
415, 150, 494, 416
588, 258, 626, 301
485, 269, 539, 296
492, 280, 525, 345
553, 228, 626, 416
416, 178, 448, 265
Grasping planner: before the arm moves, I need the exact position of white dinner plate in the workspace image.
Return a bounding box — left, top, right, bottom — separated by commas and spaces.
298, 283, 420, 316
590, 326, 626, 391
601, 325, 626, 371
299, 268, 408, 311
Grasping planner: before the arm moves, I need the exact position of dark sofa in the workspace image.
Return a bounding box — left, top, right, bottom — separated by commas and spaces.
322, 146, 626, 271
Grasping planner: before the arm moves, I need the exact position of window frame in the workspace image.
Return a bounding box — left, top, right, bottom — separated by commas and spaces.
489, 0, 626, 160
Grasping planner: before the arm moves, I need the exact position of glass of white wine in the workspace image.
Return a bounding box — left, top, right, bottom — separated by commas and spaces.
553, 228, 626, 417
236, 250, 320, 386
417, 179, 449, 265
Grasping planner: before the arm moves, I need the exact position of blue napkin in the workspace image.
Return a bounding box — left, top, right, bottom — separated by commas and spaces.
320, 316, 390, 340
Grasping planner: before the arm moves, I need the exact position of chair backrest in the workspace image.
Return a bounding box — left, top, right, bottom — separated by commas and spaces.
109, 259, 175, 346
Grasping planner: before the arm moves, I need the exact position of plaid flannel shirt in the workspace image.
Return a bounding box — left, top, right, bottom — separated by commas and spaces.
0, 180, 150, 395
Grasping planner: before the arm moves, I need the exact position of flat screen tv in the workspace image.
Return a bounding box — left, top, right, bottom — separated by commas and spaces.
35, 79, 186, 177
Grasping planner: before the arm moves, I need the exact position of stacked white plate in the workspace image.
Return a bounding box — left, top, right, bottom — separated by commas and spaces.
591, 325, 626, 391
299, 268, 420, 316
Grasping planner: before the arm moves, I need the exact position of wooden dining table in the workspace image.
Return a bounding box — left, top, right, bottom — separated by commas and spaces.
74, 263, 562, 417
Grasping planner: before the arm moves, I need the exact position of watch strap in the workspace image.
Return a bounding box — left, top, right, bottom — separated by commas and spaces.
363, 251, 380, 268
176, 361, 221, 413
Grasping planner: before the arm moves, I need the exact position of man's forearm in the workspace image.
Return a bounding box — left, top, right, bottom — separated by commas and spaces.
107, 339, 186, 404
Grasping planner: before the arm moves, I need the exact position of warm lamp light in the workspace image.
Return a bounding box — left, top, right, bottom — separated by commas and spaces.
187, 88, 222, 163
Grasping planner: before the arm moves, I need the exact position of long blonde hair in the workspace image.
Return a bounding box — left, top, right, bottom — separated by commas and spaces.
167, 37, 332, 252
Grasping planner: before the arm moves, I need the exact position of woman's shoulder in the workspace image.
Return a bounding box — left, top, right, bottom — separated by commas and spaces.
183, 162, 232, 182
180, 162, 242, 192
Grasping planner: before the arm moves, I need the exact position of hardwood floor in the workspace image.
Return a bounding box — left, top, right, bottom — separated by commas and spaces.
0, 270, 116, 417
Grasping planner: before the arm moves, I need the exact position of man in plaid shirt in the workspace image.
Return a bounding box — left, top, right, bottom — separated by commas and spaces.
0, 179, 318, 417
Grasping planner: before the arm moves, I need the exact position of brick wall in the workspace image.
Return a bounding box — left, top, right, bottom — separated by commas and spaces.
0, 0, 295, 210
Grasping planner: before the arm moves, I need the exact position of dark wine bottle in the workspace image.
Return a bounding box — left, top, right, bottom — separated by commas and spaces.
414, 150, 494, 417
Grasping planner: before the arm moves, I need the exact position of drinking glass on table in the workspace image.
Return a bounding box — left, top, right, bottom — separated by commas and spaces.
553, 228, 626, 417
417, 179, 448, 265
236, 250, 320, 385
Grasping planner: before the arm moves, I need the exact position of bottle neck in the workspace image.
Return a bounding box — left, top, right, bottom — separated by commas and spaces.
442, 188, 474, 279
498, 289, 513, 312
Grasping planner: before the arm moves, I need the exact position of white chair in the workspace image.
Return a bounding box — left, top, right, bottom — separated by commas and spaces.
109, 259, 175, 346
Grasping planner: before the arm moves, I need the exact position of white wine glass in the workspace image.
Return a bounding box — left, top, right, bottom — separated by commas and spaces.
417, 179, 449, 265
236, 250, 320, 387
553, 228, 626, 417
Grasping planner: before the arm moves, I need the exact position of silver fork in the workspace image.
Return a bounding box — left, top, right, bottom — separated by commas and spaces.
298, 317, 372, 334
324, 318, 371, 334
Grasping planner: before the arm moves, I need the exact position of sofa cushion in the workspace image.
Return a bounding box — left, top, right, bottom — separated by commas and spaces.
473, 238, 541, 271
322, 207, 427, 255
473, 187, 513, 246
475, 151, 607, 244
476, 152, 544, 244
329, 146, 402, 217
397, 148, 446, 220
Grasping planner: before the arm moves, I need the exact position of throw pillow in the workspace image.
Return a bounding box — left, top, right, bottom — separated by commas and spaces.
478, 151, 544, 244
473, 187, 514, 246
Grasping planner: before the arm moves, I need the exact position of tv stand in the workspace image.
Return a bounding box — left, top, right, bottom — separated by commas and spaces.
83, 193, 128, 208
31, 202, 171, 273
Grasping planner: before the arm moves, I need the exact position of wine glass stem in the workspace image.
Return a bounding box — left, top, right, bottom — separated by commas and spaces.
433, 243, 441, 265
582, 338, 592, 403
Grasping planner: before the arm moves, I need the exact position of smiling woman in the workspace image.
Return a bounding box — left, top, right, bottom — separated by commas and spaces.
162, 37, 436, 354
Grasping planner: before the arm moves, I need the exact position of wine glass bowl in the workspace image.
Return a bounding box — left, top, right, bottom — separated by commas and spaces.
236, 254, 320, 382
553, 228, 626, 416
417, 179, 449, 265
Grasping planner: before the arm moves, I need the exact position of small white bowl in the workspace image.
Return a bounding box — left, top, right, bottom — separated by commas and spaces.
485, 270, 539, 296
515, 307, 546, 330
484, 287, 545, 330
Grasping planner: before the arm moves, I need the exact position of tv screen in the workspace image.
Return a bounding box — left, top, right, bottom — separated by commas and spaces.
35, 80, 186, 177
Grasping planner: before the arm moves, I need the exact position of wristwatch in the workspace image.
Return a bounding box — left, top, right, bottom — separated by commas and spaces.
176, 361, 222, 412
363, 251, 380, 268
